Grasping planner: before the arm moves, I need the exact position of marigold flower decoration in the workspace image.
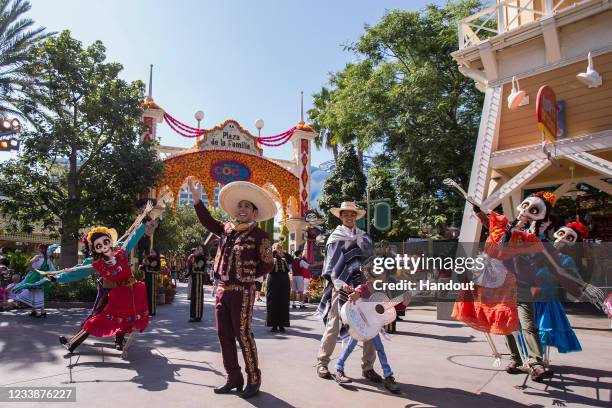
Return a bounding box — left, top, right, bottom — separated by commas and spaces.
541, 191, 557, 207
86, 226, 117, 246
157, 150, 300, 223
534, 191, 557, 207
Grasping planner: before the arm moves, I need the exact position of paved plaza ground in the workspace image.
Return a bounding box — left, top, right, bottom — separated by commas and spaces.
1, 283, 610, 408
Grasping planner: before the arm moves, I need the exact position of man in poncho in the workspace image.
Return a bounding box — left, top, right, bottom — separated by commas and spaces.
315, 201, 380, 383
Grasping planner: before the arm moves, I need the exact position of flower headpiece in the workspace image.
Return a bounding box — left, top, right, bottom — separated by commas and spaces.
534, 191, 557, 207
86, 226, 118, 246
567, 221, 588, 240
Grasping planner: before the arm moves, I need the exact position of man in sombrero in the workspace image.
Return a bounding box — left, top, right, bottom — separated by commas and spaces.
188, 178, 275, 399
315, 201, 381, 383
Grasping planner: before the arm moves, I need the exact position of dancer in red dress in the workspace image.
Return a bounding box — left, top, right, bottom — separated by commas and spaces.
82, 227, 149, 338
47, 204, 160, 357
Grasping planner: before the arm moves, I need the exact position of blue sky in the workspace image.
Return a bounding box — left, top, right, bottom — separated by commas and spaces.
28, 0, 442, 167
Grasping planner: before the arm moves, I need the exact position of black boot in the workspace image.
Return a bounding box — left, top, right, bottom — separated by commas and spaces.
213, 380, 244, 394
58, 336, 72, 352
115, 333, 125, 350
239, 383, 260, 399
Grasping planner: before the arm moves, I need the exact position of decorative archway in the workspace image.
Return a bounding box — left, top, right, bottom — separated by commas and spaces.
143, 106, 316, 251
157, 149, 299, 222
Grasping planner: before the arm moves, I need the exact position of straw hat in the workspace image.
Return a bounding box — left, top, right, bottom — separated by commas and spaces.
330, 201, 366, 220
218, 181, 277, 222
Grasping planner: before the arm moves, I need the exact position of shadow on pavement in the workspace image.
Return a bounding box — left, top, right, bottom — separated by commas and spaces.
399, 318, 464, 328
521, 365, 612, 408
0, 285, 222, 370
65, 347, 224, 391
243, 391, 296, 408
336, 377, 542, 407
398, 331, 478, 343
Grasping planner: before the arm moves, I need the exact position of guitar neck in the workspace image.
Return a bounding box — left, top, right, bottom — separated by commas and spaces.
380, 294, 408, 310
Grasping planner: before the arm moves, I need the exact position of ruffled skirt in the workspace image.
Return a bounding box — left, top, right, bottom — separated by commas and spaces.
14, 288, 44, 308
534, 301, 582, 353
83, 281, 149, 337
452, 272, 518, 335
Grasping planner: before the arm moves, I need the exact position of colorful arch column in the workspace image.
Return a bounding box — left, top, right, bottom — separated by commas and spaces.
140, 98, 165, 200
141, 98, 164, 145
287, 122, 317, 256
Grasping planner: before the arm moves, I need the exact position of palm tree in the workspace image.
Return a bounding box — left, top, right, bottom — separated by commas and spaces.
308, 86, 339, 162
0, 0, 48, 119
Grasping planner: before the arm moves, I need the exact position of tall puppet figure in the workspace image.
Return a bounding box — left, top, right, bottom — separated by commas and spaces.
44, 204, 159, 357
503, 192, 558, 381
531, 221, 592, 354
188, 178, 275, 399
453, 191, 603, 382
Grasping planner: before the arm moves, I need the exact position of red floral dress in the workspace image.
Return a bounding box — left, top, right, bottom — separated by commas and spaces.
83, 249, 149, 337
452, 212, 543, 335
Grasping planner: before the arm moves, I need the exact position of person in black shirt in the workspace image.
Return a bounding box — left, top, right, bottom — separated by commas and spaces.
187, 244, 207, 322
143, 248, 161, 317
266, 243, 291, 332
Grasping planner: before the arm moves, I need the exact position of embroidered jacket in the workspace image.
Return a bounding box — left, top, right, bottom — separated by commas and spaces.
190, 255, 208, 275
194, 201, 274, 285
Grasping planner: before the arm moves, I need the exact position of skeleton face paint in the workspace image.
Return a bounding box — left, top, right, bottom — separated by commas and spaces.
516, 196, 547, 222
93, 235, 113, 258
553, 227, 578, 249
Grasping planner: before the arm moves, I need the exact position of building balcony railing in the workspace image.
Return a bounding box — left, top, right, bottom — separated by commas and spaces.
0, 231, 58, 245
458, 0, 584, 50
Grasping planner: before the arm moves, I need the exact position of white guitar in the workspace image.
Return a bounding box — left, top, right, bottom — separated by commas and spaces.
340, 292, 408, 341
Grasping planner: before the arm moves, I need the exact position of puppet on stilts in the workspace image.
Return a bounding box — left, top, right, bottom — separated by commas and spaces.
446, 179, 604, 383
43, 202, 163, 359
524, 221, 592, 362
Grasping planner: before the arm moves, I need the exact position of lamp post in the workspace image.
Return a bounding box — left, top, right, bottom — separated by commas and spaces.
194, 110, 204, 142
255, 119, 264, 137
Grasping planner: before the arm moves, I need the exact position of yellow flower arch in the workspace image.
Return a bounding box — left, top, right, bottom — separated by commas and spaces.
157, 150, 299, 223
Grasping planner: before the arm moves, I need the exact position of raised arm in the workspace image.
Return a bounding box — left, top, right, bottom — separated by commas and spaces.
472, 204, 490, 229
46, 261, 96, 282
541, 245, 604, 308
121, 222, 146, 253
188, 177, 223, 236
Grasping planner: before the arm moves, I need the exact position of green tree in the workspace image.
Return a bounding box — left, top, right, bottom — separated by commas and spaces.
155, 205, 227, 259
258, 218, 274, 240
367, 158, 402, 242
308, 86, 338, 162
318, 144, 366, 229
0, 31, 163, 267
280, 224, 289, 251
311, 1, 485, 238
0, 0, 50, 118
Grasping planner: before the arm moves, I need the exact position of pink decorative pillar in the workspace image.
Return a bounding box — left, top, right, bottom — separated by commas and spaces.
140, 98, 164, 202
290, 122, 317, 258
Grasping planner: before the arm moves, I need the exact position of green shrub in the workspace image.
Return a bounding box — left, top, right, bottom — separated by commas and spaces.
6, 252, 31, 275
47, 276, 98, 302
